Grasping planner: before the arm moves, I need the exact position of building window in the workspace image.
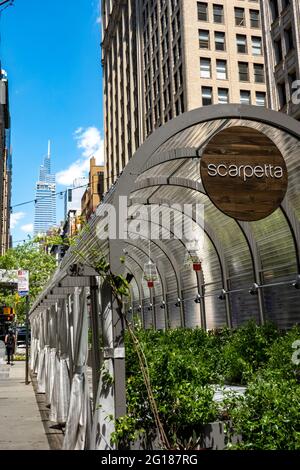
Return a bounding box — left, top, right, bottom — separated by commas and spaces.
218, 88, 229, 104
278, 82, 287, 108
216, 59, 227, 80
199, 29, 210, 49
254, 63, 265, 83
197, 2, 208, 21
238, 62, 249, 81
236, 34, 247, 53
252, 36, 262, 55
274, 38, 283, 64
235, 7, 245, 26
270, 0, 279, 22
213, 4, 224, 23
288, 71, 297, 97
256, 92, 266, 107
202, 86, 212, 105
200, 58, 211, 78
215, 31, 225, 51
240, 90, 251, 105
250, 10, 260, 28
285, 27, 294, 53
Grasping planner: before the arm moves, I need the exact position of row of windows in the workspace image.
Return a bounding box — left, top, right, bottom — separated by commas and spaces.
201, 87, 266, 106
200, 58, 265, 83
269, 0, 291, 23
277, 71, 297, 108
273, 26, 294, 65
197, 2, 261, 28
199, 29, 262, 55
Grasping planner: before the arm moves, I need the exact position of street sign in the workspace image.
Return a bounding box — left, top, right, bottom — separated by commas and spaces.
200, 126, 288, 221
0, 269, 29, 296
17, 270, 29, 297
0, 269, 18, 286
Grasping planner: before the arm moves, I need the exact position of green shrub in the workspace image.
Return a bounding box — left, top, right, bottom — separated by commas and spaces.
216, 320, 279, 384
225, 372, 300, 450
115, 321, 299, 449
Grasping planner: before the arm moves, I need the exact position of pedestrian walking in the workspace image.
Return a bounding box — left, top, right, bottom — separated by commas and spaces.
5, 329, 16, 365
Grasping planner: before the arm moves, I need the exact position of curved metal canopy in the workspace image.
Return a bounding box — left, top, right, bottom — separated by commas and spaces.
31, 105, 300, 330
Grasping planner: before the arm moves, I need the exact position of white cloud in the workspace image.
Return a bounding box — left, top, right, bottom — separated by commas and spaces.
11, 212, 25, 229
95, 0, 101, 24
21, 223, 34, 234
56, 126, 104, 186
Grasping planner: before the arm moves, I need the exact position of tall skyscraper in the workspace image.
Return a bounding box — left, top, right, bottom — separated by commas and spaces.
260, 0, 300, 120
0, 69, 12, 255
34, 142, 57, 235
102, 0, 266, 190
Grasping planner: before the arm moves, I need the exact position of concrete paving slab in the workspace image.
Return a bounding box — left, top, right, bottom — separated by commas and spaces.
0, 362, 50, 450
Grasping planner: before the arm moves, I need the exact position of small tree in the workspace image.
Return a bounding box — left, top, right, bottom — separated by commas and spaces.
0, 241, 57, 323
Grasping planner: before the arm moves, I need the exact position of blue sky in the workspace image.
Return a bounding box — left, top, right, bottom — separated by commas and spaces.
1, 0, 103, 244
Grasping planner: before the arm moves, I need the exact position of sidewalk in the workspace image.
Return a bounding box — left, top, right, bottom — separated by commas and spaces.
0, 362, 49, 450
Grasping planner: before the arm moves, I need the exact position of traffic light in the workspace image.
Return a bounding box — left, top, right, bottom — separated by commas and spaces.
0, 306, 15, 323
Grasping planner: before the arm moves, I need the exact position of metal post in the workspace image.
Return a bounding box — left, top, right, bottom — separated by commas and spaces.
25, 295, 30, 385
199, 281, 207, 331
90, 276, 101, 409
224, 279, 233, 329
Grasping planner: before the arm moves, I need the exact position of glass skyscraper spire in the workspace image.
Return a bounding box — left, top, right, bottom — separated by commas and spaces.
34, 141, 56, 235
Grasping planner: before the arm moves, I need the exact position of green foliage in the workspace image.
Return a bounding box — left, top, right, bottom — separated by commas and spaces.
215, 320, 280, 384
266, 325, 300, 381
226, 373, 300, 450
120, 327, 220, 447
225, 327, 300, 450
112, 416, 143, 448
113, 321, 300, 450
0, 241, 57, 322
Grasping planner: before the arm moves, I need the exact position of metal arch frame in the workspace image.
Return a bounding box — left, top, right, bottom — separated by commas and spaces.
125, 242, 168, 329
129, 193, 231, 326
126, 233, 183, 326
125, 241, 166, 301
130, 178, 300, 325
129, 214, 207, 328
125, 254, 163, 329
110, 105, 300, 211
109, 106, 300, 280
122, 259, 144, 324
126, 264, 143, 306
280, 199, 300, 273
126, 214, 212, 329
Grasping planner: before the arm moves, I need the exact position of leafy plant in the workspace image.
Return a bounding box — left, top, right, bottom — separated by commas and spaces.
0, 241, 57, 322
225, 373, 300, 450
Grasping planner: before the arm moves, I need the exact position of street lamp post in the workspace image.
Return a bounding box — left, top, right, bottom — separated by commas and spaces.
25, 295, 30, 385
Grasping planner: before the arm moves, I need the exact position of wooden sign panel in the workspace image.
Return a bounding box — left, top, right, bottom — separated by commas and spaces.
200, 126, 288, 221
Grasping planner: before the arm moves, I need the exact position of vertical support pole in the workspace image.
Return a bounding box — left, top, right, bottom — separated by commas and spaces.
224, 279, 233, 329
111, 293, 126, 433
180, 290, 185, 328
150, 288, 156, 329
258, 272, 265, 326
90, 276, 101, 409
199, 282, 207, 331
25, 295, 30, 385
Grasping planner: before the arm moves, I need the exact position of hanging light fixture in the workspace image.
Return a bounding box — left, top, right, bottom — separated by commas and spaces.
143, 240, 159, 289
143, 261, 159, 288
184, 241, 203, 272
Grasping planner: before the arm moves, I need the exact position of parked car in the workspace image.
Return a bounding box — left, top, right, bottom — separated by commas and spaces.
16, 326, 31, 345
